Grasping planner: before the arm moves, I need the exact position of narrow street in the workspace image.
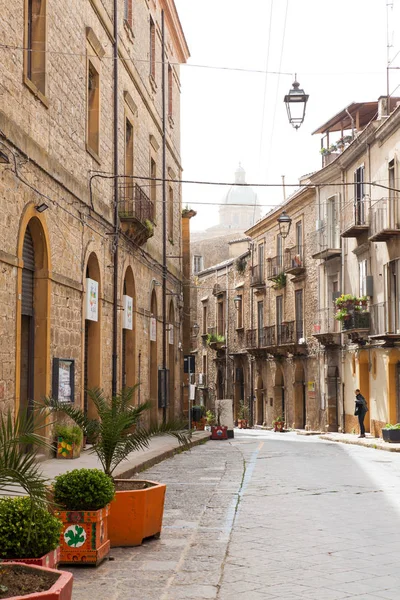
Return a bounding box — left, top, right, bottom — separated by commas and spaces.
68, 432, 400, 600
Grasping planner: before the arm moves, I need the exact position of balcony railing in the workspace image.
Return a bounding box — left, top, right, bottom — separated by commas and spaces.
341, 198, 370, 238
246, 328, 257, 348
313, 308, 339, 335
119, 183, 154, 223
259, 325, 276, 348
370, 302, 400, 339
342, 311, 370, 332
369, 197, 400, 241
285, 246, 305, 276
267, 256, 284, 280
277, 321, 295, 345
311, 223, 341, 260
250, 265, 265, 288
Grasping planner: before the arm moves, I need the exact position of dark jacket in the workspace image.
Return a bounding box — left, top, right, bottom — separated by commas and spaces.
355, 393, 368, 414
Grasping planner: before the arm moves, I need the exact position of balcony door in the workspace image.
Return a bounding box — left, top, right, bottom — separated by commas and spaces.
258, 243, 264, 281
354, 165, 365, 225
295, 290, 304, 341
388, 159, 397, 228
388, 259, 400, 333
257, 301, 264, 346
327, 196, 340, 249
276, 295, 283, 344
277, 234, 283, 269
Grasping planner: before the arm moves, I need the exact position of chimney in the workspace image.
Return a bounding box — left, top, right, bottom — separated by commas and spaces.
377, 96, 389, 120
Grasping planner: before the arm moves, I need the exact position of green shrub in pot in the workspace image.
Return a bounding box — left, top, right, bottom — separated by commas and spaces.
0, 496, 62, 560
53, 468, 115, 511
54, 424, 83, 446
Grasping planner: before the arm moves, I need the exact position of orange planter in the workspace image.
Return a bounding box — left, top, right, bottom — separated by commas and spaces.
2, 547, 60, 569
1, 563, 73, 600
55, 505, 110, 566
108, 480, 166, 547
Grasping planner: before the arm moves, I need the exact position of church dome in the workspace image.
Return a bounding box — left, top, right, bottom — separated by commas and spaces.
223, 164, 259, 206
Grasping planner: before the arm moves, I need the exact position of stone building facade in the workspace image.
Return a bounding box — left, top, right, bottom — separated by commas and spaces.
0, 0, 189, 430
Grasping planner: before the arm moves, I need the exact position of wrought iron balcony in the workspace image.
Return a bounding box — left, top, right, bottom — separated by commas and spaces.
341, 198, 370, 238
285, 245, 305, 276
370, 302, 400, 341
311, 223, 341, 260
313, 308, 341, 346
259, 325, 276, 348
250, 265, 265, 288
118, 183, 155, 244
246, 328, 257, 348
277, 321, 295, 345
342, 311, 370, 333
369, 197, 400, 241
267, 256, 284, 280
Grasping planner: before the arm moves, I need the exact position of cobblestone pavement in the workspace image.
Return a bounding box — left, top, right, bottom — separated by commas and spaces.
67, 430, 400, 599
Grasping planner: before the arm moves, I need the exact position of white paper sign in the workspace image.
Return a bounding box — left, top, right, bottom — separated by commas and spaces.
169, 324, 174, 345
123, 295, 133, 330
150, 317, 157, 342
85, 278, 98, 322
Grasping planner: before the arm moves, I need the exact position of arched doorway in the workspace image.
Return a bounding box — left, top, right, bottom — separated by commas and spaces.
17, 216, 50, 423
168, 301, 175, 421
274, 366, 285, 421
217, 368, 224, 400
122, 267, 136, 393
84, 252, 101, 420
358, 352, 370, 433
294, 362, 306, 429
256, 375, 264, 425
234, 359, 245, 421
149, 289, 158, 424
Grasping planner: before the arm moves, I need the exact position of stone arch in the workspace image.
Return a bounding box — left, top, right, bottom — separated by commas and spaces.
83, 251, 102, 419
358, 350, 370, 433
294, 361, 306, 429
233, 357, 245, 422
274, 365, 285, 420
121, 266, 136, 395
168, 299, 176, 420
149, 288, 159, 424
16, 208, 51, 425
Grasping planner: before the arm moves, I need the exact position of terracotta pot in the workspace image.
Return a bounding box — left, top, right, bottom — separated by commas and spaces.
274, 421, 284, 432
55, 505, 110, 566
238, 420, 248, 429
2, 548, 60, 569
1, 562, 73, 600
211, 425, 228, 440
56, 438, 81, 460
108, 480, 166, 547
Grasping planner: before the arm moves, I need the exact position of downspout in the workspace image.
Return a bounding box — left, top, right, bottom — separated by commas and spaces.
161, 10, 167, 423
250, 242, 255, 425
112, 0, 119, 397
340, 170, 346, 432
225, 264, 229, 399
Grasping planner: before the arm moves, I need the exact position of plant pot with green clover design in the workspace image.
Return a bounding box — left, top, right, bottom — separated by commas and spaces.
52, 468, 115, 567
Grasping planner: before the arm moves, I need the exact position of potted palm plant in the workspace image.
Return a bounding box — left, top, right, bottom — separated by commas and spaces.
43, 386, 190, 548
0, 409, 73, 598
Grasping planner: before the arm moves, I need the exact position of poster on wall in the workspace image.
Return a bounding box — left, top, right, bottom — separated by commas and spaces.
85, 278, 98, 322
52, 359, 75, 403
123, 295, 133, 330
150, 317, 157, 341
168, 324, 174, 345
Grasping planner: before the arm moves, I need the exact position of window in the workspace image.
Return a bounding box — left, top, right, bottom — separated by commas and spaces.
168, 185, 174, 241
277, 234, 283, 267
193, 255, 203, 274
295, 289, 304, 340
327, 195, 340, 248
354, 165, 365, 225
125, 118, 134, 202
124, 0, 132, 28
359, 259, 367, 297
25, 0, 46, 96
168, 65, 173, 117
202, 304, 208, 335
388, 159, 397, 228
276, 295, 283, 343
150, 157, 156, 219
217, 298, 225, 336
258, 243, 264, 280
202, 354, 207, 376
388, 260, 400, 333
257, 301, 263, 346
296, 221, 303, 255
236, 295, 243, 329
87, 61, 100, 157
150, 18, 156, 80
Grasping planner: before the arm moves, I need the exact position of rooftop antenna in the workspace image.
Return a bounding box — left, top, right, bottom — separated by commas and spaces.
387, 1, 394, 114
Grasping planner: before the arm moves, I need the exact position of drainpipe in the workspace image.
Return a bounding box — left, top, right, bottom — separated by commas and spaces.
225, 264, 229, 399
340, 170, 346, 432
112, 0, 119, 397
161, 10, 167, 423
250, 242, 255, 425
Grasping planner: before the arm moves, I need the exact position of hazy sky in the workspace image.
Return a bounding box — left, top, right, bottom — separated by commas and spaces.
174, 0, 400, 231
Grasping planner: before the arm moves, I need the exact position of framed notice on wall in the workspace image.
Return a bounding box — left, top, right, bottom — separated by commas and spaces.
150, 317, 157, 341
123, 295, 133, 330
168, 324, 174, 345
85, 278, 99, 322
52, 359, 75, 403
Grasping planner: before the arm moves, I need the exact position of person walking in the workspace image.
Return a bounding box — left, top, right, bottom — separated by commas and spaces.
354, 389, 368, 438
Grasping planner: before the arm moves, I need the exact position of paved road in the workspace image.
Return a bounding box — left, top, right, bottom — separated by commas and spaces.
68, 430, 400, 599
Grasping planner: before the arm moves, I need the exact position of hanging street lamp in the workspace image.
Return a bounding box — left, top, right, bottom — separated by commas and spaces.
284, 75, 309, 130
277, 210, 292, 239
233, 296, 242, 310
192, 322, 200, 337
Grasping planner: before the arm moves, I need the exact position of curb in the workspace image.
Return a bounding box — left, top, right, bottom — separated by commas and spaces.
116, 432, 211, 479
320, 434, 400, 453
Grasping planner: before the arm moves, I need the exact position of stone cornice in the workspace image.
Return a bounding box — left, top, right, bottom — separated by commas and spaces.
160, 0, 190, 63
375, 104, 400, 144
